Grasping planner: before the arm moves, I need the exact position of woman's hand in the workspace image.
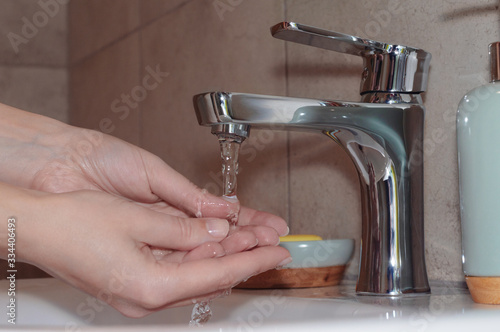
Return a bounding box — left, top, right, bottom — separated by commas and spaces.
0, 103, 291, 317
1, 179, 291, 317
0, 103, 288, 235
0, 183, 291, 318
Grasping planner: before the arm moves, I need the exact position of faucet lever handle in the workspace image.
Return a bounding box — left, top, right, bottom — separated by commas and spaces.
271, 22, 431, 94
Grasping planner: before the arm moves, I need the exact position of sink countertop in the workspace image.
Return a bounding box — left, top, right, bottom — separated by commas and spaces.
1, 278, 500, 331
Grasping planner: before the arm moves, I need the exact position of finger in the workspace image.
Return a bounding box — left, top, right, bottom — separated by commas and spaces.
105, 193, 187, 217
136, 201, 190, 217
152, 246, 292, 305
182, 242, 226, 261
136, 213, 230, 250
228, 225, 281, 248
151, 242, 225, 263
220, 230, 259, 255
144, 153, 240, 219
237, 206, 289, 236
156, 225, 281, 263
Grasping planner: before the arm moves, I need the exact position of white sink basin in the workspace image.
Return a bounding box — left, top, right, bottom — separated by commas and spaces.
1, 278, 500, 331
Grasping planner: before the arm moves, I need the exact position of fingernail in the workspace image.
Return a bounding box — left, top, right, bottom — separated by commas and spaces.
206, 219, 229, 238
203, 242, 226, 258
277, 257, 292, 269
282, 226, 290, 237
249, 238, 259, 250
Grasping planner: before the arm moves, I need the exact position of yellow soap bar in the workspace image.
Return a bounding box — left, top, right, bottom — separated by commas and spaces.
279, 234, 323, 242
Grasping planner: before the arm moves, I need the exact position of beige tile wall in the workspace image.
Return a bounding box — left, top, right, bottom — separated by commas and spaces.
68, 0, 141, 64
0, 0, 68, 121
70, 32, 142, 144
0, 0, 67, 66
69, 0, 289, 217
68, 0, 500, 284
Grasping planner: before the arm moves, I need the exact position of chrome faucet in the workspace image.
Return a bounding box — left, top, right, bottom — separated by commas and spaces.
193, 22, 432, 295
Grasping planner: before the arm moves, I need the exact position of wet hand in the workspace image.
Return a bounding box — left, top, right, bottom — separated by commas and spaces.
3, 185, 291, 317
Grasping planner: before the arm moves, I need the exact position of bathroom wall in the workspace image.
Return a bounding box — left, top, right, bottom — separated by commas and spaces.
0, 0, 68, 279
56, 0, 500, 283
0, 0, 68, 121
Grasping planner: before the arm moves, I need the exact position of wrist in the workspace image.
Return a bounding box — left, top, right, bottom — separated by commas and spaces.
0, 103, 76, 189
0, 182, 46, 262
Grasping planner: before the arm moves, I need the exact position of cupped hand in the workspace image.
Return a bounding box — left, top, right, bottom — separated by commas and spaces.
6, 185, 291, 318
0, 103, 292, 317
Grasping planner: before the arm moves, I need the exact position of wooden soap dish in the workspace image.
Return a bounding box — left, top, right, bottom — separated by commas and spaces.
466, 276, 500, 304
236, 265, 346, 289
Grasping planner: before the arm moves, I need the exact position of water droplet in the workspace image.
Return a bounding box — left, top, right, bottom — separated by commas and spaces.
189, 301, 212, 327
221, 288, 232, 298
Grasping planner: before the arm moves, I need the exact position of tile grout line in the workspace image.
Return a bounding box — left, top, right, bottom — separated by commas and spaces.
283, 0, 292, 231
65, 2, 72, 125
69, 0, 196, 69
0, 63, 67, 69
137, 6, 144, 148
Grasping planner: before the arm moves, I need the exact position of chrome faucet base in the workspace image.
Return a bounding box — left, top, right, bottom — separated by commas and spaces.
194, 91, 430, 295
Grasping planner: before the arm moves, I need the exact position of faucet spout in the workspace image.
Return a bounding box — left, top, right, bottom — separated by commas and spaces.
194, 91, 430, 295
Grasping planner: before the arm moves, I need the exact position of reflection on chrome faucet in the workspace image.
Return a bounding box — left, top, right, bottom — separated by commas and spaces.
193, 22, 432, 296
